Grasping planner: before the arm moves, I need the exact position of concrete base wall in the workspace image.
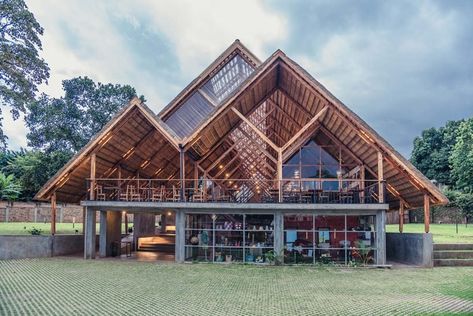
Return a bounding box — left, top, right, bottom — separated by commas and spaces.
386, 232, 433, 267
0, 235, 97, 260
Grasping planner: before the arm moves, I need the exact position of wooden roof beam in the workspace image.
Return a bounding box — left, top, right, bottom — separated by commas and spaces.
231, 107, 280, 152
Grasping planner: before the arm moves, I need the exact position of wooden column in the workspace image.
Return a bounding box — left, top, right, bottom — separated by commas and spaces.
194, 163, 199, 189
399, 202, 404, 233
90, 153, 96, 201
424, 194, 430, 233
360, 165, 365, 202
179, 145, 185, 202
377, 152, 384, 203
277, 149, 283, 203
51, 192, 56, 235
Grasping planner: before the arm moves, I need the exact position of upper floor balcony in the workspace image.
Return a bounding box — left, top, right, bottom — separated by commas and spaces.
86, 178, 386, 204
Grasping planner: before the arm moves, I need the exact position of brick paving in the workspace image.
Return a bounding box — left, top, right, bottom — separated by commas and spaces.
0, 258, 473, 315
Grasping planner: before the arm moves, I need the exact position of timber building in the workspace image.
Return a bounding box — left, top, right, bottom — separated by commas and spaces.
35, 40, 447, 265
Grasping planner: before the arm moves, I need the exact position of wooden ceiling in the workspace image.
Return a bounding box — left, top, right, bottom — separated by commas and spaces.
35, 42, 448, 210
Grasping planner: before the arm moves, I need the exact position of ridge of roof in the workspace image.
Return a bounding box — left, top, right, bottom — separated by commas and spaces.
158, 39, 261, 120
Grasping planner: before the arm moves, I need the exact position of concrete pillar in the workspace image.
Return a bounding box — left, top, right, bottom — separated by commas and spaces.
84, 207, 96, 259
34, 204, 38, 223
99, 211, 122, 257
175, 210, 185, 263
376, 210, 386, 265
5, 205, 9, 223
273, 212, 284, 263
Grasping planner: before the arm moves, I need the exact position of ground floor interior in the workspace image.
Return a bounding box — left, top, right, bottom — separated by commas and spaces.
83, 203, 386, 266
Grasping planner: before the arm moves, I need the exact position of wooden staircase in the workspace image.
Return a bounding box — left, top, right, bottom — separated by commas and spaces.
138, 235, 175, 253
434, 244, 473, 267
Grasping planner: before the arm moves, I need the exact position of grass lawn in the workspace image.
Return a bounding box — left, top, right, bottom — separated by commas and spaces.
386, 223, 473, 243
0, 223, 131, 235
0, 258, 472, 315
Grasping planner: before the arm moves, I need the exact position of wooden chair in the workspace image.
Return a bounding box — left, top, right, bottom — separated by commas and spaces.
167, 185, 181, 202
96, 185, 106, 201
128, 185, 141, 201
192, 188, 205, 202
151, 185, 165, 202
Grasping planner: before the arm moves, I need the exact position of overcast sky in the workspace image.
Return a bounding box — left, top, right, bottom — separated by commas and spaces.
4, 0, 472, 156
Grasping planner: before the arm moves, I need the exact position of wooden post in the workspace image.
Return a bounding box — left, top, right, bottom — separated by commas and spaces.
90, 153, 96, 201
194, 163, 199, 189
377, 152, 384, 203
179, 145, 185, 201
277, 149, 283, 203
424, 194, 430, 233
399, 202, 404, 233
51, 192, 56, 235
360, 165, 365, 202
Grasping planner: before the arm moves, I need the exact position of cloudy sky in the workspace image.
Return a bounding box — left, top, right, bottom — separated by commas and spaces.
4, 0, 473, 156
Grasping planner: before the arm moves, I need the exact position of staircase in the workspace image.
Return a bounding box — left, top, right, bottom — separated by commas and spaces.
434, 244, 473, 267
138, 235, 175, 253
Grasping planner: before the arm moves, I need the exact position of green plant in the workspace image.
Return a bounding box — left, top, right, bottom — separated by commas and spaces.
352, 241, 374, 266
28, 227, 42, 235
0, 172, 21, 201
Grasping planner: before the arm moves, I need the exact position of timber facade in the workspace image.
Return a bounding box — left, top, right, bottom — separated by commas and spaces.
35, 40, 447, 265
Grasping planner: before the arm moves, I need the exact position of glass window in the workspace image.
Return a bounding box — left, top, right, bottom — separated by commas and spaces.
201, 54, 254, 104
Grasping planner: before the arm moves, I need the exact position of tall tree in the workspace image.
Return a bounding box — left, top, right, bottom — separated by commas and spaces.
450, 118, 473, 192
0, 0, 49, 147
410, 120, 462, 185
25, 76, 144, 153
3, 149, 71, 200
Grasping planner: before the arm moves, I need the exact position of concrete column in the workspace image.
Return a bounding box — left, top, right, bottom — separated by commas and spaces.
99, 211, 107, 257
84, 207, 96, 259
5, 205, 9, 223
376, 210, 386, 265
100, 211, 122, 257
273, 212, 284, 263
34, 204, 38, 223
175, 210, 185, 263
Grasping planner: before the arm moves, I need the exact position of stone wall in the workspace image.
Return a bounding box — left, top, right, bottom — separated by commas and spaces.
386, 232, 433, 267
0, 201, 83, 223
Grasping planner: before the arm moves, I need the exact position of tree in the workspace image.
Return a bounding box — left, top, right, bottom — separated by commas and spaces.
0, 171, 21, 201
450, 118, 473, 192
2, 150, 71, 200
410, 120, 462, 185
0, 0, 49, 147
25, 76, 144, 153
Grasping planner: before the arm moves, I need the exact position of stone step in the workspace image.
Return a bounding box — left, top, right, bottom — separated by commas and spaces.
434, 259, 473, 267
434, 250, 473, 260
433, 244, 473, 251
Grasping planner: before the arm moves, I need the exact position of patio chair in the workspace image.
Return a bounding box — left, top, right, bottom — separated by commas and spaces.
128, 185, 141, 201
96, 185, 106, 201
192, 188, 205, 202
167, 185, 181, 202
151, 185, 165, 202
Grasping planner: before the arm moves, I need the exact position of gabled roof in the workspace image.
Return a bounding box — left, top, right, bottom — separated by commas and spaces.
35, 40, 448, 209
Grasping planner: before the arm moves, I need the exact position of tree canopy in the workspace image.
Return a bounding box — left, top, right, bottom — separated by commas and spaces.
25, 76, 144, 153
0, 0, 49, 148
450, 118, 473, 192
410, 120, 462, 186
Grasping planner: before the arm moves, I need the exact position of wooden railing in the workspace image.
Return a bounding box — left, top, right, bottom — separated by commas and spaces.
86, 178, 385, 204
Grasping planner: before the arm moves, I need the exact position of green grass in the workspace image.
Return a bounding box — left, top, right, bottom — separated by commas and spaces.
386, 223, 473, 244
0, 222, 85, 235
0, 222, 131, 235
0, 258, 473, 315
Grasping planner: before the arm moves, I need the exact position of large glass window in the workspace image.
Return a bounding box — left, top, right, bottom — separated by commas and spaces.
284, 213, 377, 265
185, 213, 274, 263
